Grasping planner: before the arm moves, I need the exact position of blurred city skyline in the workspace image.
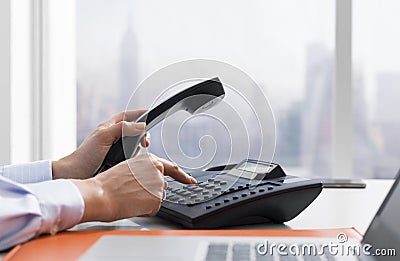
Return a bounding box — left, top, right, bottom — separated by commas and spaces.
77, 0, 400, 178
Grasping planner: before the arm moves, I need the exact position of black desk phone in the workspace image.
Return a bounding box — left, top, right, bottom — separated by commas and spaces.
97, 77, 322, 228
159, 159, 322, 228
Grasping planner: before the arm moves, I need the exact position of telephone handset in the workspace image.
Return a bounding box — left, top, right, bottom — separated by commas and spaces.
94, 77, 225, 175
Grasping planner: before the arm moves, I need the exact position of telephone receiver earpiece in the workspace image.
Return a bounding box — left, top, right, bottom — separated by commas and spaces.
94, 77, 225, 175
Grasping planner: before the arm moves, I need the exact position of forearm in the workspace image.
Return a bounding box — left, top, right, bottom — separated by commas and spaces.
0, 160, 52, 183
52, 153, 89, 180
0, 158, 84, 182
0, 177, 84, 251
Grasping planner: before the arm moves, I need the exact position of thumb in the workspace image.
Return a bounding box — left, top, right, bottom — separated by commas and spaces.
107, 121, 146, 140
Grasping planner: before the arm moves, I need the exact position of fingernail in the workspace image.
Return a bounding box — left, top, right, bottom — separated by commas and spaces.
136, 122, 146, 130
190, 177, 197, 184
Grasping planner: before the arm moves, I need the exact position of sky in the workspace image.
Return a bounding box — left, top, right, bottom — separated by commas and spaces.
77, 0, 400, 120
76, 0, 334, 112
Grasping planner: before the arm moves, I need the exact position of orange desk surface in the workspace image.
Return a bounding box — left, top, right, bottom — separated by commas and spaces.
4, 228, 362, 261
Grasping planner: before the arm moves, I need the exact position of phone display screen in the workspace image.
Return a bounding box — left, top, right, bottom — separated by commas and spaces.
237, 161, 273, 174
226, 161, 276, 180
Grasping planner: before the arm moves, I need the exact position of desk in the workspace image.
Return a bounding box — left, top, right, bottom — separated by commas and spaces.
73, 179, 393, 234
0, 179, 393, 260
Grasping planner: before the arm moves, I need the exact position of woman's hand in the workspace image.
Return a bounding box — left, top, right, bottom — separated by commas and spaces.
53, 110, 150, 179
70, 153, 197, 222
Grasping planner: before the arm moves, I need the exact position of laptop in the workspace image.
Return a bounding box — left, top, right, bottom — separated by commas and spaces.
79, 171, 400, 261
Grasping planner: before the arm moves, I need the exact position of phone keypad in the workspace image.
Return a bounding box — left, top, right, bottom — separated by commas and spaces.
165, 177, 280, 205
165, 179, 228, 204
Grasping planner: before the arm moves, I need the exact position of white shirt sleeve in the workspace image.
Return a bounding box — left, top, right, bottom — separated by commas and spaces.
0, 160, 52, 183
0, 175, 84, 251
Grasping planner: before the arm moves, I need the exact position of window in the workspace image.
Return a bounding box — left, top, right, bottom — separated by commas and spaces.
76, 0, 335, 176
8, 1, 396, 178
353, 0, 400, 178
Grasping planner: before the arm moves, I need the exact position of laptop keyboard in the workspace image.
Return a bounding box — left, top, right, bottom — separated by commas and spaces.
205, 243, 339, 261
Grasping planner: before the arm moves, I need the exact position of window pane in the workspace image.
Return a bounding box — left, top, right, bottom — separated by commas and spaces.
77, 0, 334, 176
353, 0, 400, 178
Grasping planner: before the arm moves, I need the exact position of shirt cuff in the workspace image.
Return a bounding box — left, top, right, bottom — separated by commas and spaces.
27, 179, 84, 235
1, 160, 53, 184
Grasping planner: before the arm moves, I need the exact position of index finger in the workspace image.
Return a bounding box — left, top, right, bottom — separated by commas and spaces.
157, 157, 197, 184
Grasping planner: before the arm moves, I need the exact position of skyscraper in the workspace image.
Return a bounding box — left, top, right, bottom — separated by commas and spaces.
374, 73, 400, 177
352, 69, 376, 178
118, 15, 139, 111
301, 44, 333, 177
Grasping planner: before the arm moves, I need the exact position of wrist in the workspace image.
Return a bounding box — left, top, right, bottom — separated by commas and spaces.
52, 156, 76, 179
52, 159, 66, 179
70, 177, 106, 222
52, 153, 87, 180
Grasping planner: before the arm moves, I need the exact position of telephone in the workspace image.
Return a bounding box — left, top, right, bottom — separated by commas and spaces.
94, 77, 225, 175
159, 159, 322, 228
96, 77, 322, 228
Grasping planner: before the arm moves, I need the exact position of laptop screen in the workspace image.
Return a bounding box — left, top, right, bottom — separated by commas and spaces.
362, 170, 400, 260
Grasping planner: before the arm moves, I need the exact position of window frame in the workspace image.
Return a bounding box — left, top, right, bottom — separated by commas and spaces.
2, 0, 76, 164
334, 0, 353, 178
39, 0, 77, 161
0, 0, 11, 165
